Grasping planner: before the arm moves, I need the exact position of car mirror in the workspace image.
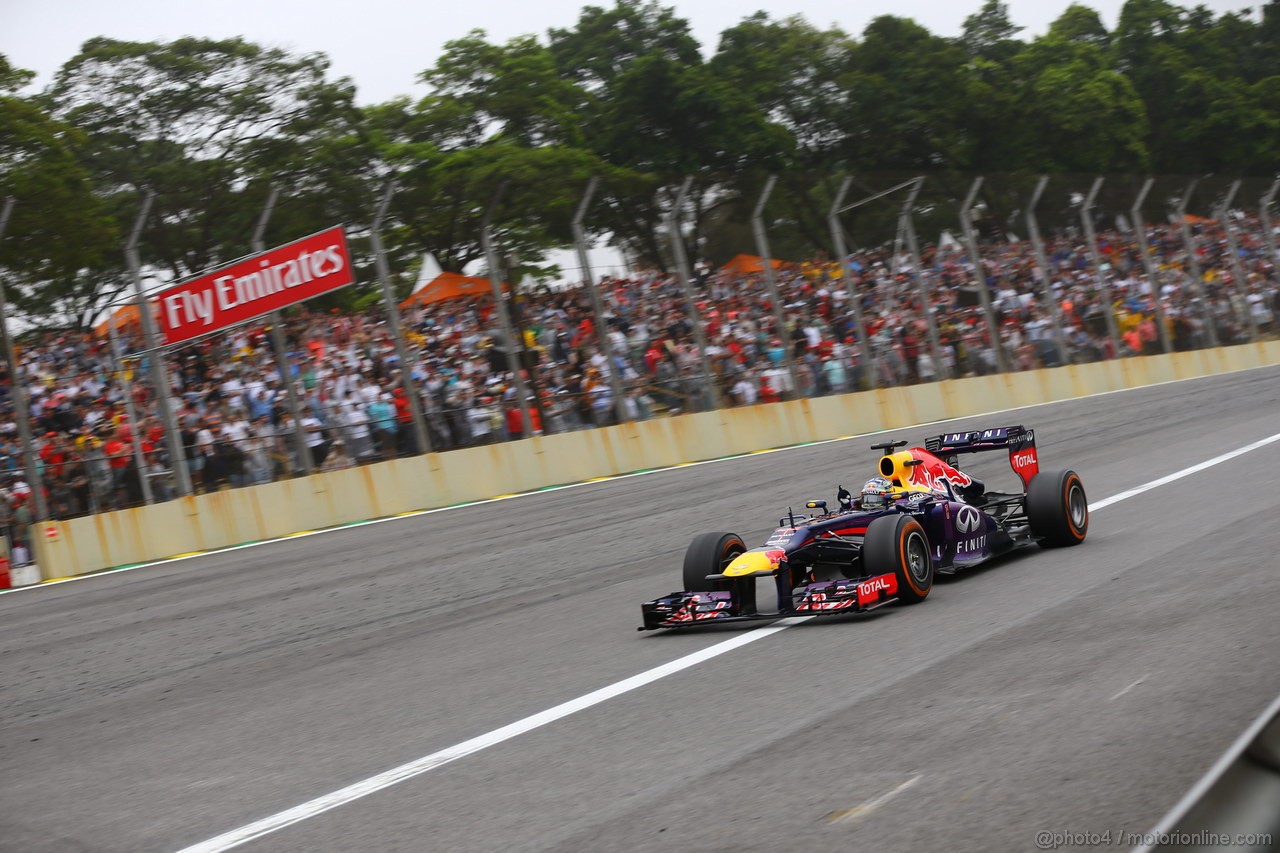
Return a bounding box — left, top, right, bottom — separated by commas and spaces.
805, 500, 827, 513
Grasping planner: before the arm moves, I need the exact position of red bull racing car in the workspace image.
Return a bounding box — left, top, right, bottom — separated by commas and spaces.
639, 425, 1088, 630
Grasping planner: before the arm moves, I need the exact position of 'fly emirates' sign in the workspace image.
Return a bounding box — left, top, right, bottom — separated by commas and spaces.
157, 225, 354, 345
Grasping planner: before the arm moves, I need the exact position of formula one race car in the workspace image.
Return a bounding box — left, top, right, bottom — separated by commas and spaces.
639, 425, 1087, 630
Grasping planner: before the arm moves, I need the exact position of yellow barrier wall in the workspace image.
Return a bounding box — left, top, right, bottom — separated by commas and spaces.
33, 341, 1279, 580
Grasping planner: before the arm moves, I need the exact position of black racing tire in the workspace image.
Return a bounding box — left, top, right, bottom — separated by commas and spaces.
862, 514, 933, 604
682, 532, 755, 613
1026, 469, 1088, 548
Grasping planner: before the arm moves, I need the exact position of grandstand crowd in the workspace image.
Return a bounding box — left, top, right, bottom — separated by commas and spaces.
2, 216, 1277, 550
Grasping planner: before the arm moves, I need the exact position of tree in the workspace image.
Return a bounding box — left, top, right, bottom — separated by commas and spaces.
416, 31, 587, 148
47, 38, 366, 296
548, 0, 701, 92
711, 13, 852, 165
836, 16, 973, 171
1048, 5, 1111, 49
0, 54, 34, 93
1013, 34, 1150, 172
961, 0, 1025, 62
0, 55, 115, 324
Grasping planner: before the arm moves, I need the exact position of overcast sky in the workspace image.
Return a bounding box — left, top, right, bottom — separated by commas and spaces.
0, 0, 1263, 105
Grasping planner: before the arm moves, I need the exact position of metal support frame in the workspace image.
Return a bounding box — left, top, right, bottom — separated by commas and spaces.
1079, 177, 1123, 356
125, 191, 192, 495
1175, 178, 1218, 348
751, 176, 801, 397
1130, 179, 1173, 353
106, 315, 154, 506
1261, 177, 1280, 274
252, 187, 314, 475
573, 177, 628, 424
827, 176, 878, 389
665, 176, 718, 409
482, 186, 534, 436
0, 198, 49, 520
1216, 180, 1258, 342
371, 182, 432, 454
899, 176, 948, 379
958, 178, 1008, 374
1026, 176, 1071, 365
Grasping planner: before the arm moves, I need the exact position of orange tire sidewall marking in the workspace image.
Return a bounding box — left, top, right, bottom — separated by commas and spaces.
900, 519, 928, 595
1064, 476, 1086, 540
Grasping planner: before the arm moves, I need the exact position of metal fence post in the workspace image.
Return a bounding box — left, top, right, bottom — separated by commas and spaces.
1079, 177, 1123, 356
125, 191, 192, 495
251, 187, 314, 474
1174, 178, 1218, 348
665, 176, 719, 409
900, 176, 948, 379
828, 176, 878, 388
1217, 179, 1258, 341
1026, 176, 1072, 365
1262, 177, 1280, 274
751, 175, 801, 396
573, 177, 628, 424
959, 177, 1008, 374
1130, 179, 1173, 353
371, 183, 431, 454
482, 186, 534, 436
106, 316, 154, 505
0, 198, 49, 520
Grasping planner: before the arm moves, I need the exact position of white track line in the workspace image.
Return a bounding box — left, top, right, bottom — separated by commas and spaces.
175, 428, 1280, 853
7, 360, 1278, 597
828, 774, 924, 824
1110, 675, 1147, 702
176, 618, 812, 853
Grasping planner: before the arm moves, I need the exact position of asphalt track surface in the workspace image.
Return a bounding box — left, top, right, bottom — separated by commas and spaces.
3, 366, 1280, 853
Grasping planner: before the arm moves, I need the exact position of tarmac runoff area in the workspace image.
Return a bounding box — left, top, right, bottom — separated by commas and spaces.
1, 364, 1278, 852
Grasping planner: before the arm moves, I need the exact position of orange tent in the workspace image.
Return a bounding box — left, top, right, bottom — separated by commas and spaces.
93, 303, 146, 337
399, 272, 510, 309
720, 254, 785, 276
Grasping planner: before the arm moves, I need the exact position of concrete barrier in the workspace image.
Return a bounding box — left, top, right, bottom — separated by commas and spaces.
32, 341, 1280, 581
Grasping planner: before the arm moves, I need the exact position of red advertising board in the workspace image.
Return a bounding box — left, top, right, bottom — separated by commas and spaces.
157, 225, 353, 346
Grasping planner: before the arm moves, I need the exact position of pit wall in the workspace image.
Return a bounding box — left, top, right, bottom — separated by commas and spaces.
33, 341, 1280, 581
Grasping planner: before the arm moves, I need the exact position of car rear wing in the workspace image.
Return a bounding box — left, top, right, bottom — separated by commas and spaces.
923, 425, 1040, 489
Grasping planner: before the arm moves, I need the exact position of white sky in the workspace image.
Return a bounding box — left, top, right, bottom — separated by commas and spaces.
0, 0, 1263, 105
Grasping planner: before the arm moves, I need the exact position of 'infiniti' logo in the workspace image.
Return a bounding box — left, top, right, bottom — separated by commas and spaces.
956, 505, 982, 534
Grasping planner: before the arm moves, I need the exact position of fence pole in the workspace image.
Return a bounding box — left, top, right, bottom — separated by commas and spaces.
125, 191, 192, 495
1026, 176, 1072, 365
0, 198, 49, 520
106, 314, 154, 505
1174, 178, 1218, 348
1079, 177, 1123, 356
959, 177, 1008, 374
1216, 179, 1258, 341
1261, 177, 1280, 275
371, 183, 432, 454
251, 187, 314, 474
751, 175, 801, 396
665, 176, 719, 409
900, 176, 948, 379
482, 185, 534, 436
1130, 179, 1173, 353
573, 177, 628, 424
828, 176, 879, 388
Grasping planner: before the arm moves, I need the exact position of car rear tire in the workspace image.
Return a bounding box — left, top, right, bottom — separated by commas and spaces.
862, 515, 933, 604
1026, 468, 1088, 547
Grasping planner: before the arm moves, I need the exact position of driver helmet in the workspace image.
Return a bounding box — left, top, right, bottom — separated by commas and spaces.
861, 476, 893, 510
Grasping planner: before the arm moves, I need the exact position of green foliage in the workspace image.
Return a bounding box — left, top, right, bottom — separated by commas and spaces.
0, 89, 115, 320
